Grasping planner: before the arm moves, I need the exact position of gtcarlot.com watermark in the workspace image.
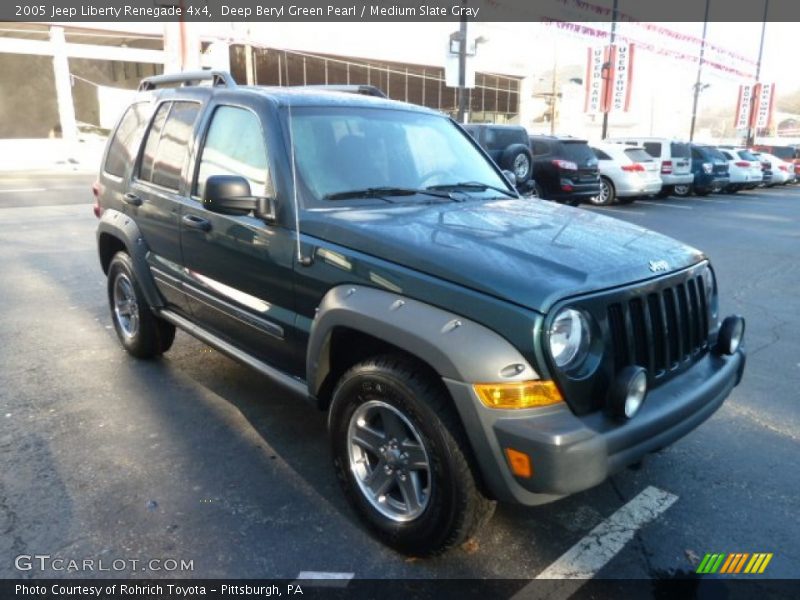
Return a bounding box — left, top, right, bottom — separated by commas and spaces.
15, 554, 194, 573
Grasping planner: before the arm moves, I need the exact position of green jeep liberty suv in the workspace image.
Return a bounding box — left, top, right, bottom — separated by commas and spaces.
94, 71, 746, 556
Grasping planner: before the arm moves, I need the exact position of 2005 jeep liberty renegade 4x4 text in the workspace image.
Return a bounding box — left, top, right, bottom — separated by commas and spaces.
94, 71, 746, 556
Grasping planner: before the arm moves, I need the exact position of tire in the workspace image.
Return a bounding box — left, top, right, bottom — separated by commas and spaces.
499, 144, 533, 186
673, 184, 692, 197
656, 185, 673, 198
107, 252, 175, 359
329, 355, 495, 556
588, 177, 615, 205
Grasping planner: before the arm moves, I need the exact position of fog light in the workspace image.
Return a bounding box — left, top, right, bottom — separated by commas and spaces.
717, 315, 745, 355
608, 366, 648, 420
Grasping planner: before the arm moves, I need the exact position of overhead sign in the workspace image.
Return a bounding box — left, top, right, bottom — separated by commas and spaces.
753, 83, 775, 129
584, 45, 608, 114
584, 43, 635, 114
734, 84, 754, 130
609, 43, 635, 113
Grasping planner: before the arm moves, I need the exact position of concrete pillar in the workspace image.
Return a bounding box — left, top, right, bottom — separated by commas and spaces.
50, 26, 78, 144
244, 44, 255, 85
517, 76, 536, 131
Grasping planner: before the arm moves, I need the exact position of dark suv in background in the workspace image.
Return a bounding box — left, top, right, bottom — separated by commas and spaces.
675, 145, 730, 197
528, 135, 601, 205
462, 123, 533, 188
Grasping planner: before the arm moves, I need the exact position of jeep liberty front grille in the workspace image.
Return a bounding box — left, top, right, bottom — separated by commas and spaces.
606, 274, 709, 380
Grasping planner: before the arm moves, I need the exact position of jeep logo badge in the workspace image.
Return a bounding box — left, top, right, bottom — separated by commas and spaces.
649, 260, 670, 273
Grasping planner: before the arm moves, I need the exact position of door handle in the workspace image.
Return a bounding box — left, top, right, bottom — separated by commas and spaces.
123, 192, 142, 206
182, 214, 212, 232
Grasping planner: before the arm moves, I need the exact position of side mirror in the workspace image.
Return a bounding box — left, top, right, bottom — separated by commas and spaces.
502, 170, 516, 186
202, 175, 277, 222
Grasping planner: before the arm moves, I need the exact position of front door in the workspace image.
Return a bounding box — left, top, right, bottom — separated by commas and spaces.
180, 103, 300, 375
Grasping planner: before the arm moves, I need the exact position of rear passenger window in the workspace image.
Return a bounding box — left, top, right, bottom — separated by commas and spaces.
104, 103, 151, 177
138, 101, 200, 190
195, 106, 271, 199
592, 148, 611, 160
532, 141, 550, 156
643, 142, 661, 158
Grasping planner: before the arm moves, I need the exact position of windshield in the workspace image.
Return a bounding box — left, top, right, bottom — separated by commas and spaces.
624, 148, 654, 163
768, 146, 798, 160
670, 142, 690, 158
558, 141, 597, 165
287, 107, 510, 206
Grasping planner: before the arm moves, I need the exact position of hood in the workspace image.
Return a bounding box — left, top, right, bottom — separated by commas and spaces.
301, 199, 706, 312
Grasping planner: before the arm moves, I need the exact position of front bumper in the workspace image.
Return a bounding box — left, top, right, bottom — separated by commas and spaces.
445, 347, 745, 506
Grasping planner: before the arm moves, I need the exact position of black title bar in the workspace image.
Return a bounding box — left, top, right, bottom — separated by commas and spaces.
4, 0, 800, 22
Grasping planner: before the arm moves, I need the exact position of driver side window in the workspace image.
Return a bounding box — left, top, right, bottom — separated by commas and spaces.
195, 106, 272, 200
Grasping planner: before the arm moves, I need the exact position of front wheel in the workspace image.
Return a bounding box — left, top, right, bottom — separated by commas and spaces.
329, 355, 495, 556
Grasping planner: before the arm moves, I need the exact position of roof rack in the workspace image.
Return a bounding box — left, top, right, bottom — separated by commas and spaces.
138, 70, 236, 92
294, 84, 387, 98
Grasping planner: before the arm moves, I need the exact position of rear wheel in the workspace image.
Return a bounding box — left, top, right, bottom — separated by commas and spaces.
673, 184, 692, 197
656, 185, 673, 198
107, 252, 175, 359
329, 355, 495, 556
589, 177, 615, 205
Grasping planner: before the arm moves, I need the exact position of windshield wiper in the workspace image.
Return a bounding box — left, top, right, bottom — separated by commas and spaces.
427, 181, 517, 198
324, 186, 455, 201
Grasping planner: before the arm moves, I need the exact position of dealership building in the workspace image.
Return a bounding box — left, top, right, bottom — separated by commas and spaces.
0, 21, 554, 142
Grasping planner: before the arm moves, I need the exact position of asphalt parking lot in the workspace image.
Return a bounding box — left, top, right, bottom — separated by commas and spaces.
0, 172, 798, 584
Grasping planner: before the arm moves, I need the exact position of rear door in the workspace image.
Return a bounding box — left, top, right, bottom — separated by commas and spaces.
129, 100, 201, 311
558, 141, 598, 182
624, 147, 660, 183
669, 142, 692, 176
180, 101, 300, 374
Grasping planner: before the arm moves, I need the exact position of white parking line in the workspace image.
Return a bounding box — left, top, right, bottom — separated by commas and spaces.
587, 206, 646, 215
513, 486, 678, 600
294, 572, 354, 588
686, 197, 731, 204
0, 188, 46, 194
637, 200, 693, 210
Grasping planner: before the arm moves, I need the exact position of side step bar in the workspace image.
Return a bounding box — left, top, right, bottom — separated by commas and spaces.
158, 309, 308, 398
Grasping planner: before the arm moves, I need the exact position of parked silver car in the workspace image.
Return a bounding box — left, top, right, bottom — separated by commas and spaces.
588, 142, 662, 205
606, 137, 693, 197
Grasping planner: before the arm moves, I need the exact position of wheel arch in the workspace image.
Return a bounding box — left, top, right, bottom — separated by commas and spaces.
96, 209, 163, 309
307, 285, 538, 410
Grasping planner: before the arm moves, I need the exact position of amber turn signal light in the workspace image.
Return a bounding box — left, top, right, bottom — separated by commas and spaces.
473, 380, 563, 410
505, 448, 533, 478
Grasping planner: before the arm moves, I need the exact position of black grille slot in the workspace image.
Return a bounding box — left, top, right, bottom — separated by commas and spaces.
607, 274, 710, 382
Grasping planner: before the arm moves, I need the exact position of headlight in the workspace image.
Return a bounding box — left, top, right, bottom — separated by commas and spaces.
549, 308, 591, 369
700, 265, 718, 323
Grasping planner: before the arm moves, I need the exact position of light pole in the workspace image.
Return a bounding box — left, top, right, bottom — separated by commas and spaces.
600, 0, 618, 139
746, 0, 769, 147
457, 1, 468, 123
689, 0, 711, 141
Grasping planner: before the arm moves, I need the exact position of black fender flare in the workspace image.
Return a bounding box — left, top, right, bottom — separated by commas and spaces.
306, 285, 538, 399
96, 209, 163, 309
